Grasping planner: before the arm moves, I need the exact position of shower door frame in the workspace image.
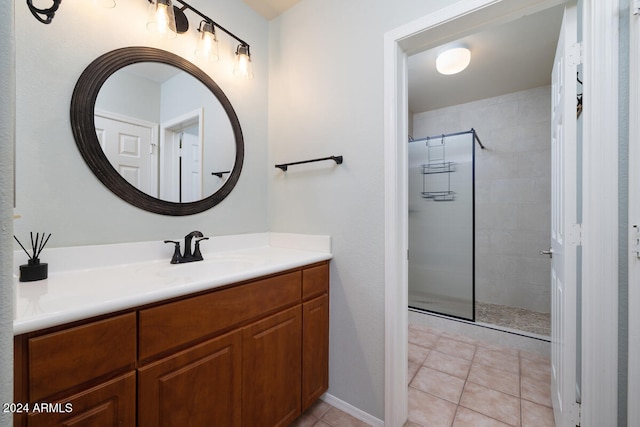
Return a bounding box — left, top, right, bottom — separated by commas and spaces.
407, 129, 482, 322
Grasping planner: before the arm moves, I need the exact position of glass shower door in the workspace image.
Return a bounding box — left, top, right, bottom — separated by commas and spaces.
408, 132, 475, 320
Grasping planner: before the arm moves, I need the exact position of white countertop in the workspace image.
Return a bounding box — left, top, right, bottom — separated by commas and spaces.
13, 233, 332, 335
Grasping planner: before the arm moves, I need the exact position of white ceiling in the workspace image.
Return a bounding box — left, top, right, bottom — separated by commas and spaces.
241, 1, 564, 115
408, 5, 564, 113
242, 0, 300, 20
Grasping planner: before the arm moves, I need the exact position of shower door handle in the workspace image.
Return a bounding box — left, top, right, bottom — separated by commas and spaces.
540, 248, 553, 258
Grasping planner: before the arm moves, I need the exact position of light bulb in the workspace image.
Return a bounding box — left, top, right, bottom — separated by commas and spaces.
146, 0, 177, 39
233, 45, 254, 79
93, 0, 115, 8
195, 21, 219, 61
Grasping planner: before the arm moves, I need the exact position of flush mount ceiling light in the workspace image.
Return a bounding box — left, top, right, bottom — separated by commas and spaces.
436, 47, 471, 75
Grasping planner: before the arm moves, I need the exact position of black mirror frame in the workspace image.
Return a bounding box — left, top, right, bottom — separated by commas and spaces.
70, 46, 244, 216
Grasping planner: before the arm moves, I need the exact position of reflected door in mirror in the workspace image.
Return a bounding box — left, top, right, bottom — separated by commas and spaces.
95, 113, 159, 197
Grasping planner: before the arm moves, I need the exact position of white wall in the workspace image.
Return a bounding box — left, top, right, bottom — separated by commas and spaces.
96, 70, 162, 123
0, 0, 15, 423
413, 86, 552, 313
13, 0, 269, 248
268, 0, 460, 419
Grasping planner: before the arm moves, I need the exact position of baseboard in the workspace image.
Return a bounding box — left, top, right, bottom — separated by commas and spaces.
320, 393, 384, 427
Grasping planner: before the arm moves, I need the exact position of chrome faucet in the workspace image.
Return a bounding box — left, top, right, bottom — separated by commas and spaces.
164, 231, 209, 264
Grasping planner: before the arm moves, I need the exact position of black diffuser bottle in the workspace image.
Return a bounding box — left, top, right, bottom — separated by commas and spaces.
14, 232, 51, 282
19, 258, 48, 282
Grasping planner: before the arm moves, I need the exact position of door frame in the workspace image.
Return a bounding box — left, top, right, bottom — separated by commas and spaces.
383, 0, 619, 425
159, 108, 204, 202
628, 3, 640, 426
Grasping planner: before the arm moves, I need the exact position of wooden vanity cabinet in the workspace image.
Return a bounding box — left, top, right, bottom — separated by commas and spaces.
301, 265, 330, 411
138, 330, 243, 427
14, 261, 330, 427
13, 313, 137, 427
242, 306, 303, 427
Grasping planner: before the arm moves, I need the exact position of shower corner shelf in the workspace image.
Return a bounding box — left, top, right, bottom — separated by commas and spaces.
421, 161, 456, 174
421, 161, 456, 201
421, 190, 455, 201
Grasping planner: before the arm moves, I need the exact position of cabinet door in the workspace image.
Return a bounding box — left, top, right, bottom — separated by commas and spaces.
242, 306, 302, 427
27, 372, 136, 427
28, 313, 136, 402
302, 294, 329, 410
138, 330, 242, 427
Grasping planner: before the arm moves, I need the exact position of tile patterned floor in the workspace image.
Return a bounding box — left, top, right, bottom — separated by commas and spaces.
406, 323, 555, 427
290, 323, 555, 427
475, 302, 551, 337
290, 399, 372, 427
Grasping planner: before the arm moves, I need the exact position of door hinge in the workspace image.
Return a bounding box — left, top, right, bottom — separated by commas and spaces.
569, 42, 583, 66
568, 223, 582, 246
633, 0, 640, 15
632, 225, 640, 258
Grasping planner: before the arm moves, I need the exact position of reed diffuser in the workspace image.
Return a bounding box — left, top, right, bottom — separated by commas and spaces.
14, 232, 51, 282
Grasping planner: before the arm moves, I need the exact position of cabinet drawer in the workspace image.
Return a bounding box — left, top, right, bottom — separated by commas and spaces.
302, 263, 329, 300
28, 313, 136, 401
27, 372, 136, 427
139, 271, 301, 360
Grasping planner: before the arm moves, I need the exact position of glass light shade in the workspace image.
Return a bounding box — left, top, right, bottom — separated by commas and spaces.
436, 47, 471, 75
146, 0, 177, 39
233, 45, 254, 79
195, 21, 219, 61
93, 0, 116, 8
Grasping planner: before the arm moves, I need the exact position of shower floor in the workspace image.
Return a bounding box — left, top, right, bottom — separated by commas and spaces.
475, 301, 551, 337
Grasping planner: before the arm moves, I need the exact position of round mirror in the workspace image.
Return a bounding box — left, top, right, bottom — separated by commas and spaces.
70, 47, 244, 215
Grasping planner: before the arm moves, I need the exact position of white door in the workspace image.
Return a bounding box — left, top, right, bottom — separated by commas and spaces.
180, 130, 202, 202
159, 110, 203, 203
95, 115, 158, 196
549, 4, 579, 427
629, 3, 640, 426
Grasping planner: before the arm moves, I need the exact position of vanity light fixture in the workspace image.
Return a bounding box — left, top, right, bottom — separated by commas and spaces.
436, 47, 471, 75
26, 0, 62, 24
25, 0, 253, 78
195, 21, 219, 61
146, 0, 253, 77
233, 44, 254, 80
27, 0, 116, 24
147, 0, 178, 39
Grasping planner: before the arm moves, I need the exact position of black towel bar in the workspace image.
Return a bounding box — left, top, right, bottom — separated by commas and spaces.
275, 155, 343, 171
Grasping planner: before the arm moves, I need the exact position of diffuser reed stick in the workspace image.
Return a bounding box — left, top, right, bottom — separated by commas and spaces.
14, 232, 52, 261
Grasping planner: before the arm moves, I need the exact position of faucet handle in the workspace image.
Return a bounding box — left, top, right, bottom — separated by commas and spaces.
193, 237, 209, 261
164, 240, 182, 264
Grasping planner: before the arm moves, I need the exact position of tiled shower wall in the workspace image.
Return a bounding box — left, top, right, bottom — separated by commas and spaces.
412, 85, 551, 313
